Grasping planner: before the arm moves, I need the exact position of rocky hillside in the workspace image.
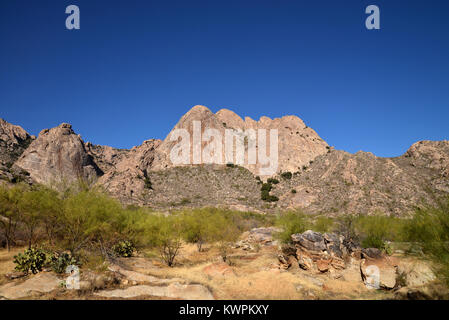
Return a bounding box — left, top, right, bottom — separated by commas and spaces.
270, 141, 449, 215
2, 106, 448, 215
0, 118, 34, 182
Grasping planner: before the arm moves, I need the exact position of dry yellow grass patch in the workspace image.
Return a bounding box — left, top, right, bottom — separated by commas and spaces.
134, 245, 327, 299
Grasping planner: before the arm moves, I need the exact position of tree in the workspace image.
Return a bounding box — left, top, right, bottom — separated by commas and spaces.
210, 214, 240, 263
182, 209, 216, 252
0, 184, 25, 251
154, 215, 183, 267
59, 188, 122, 256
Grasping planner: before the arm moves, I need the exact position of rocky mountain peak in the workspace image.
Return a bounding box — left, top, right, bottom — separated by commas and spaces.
151, 105, 329, 175
14, 123, 102, 185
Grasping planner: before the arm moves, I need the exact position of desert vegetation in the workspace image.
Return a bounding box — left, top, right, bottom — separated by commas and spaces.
0, 182, 273, 272
1, 180, 448, 299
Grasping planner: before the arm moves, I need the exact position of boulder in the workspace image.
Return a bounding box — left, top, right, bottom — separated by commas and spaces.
316, 259, 331, 273
362, 248, 383, 259
296, 251, 314, 271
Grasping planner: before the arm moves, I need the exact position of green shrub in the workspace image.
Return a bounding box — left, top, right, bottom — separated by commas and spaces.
313, 216, 334, 233
275, 211, 310, 243
49, 252, 78, 274
405, 199, 449, 286
281, 172, 292, 180
267, 178, 279, 184
355, 214, 407, 251
14, 248, 47, 274
261, 183, 272, 192
291, 189, 297, 194
144, 177, 152, 189
113, 240, 135, 257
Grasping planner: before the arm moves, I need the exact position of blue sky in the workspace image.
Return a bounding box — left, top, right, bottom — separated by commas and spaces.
1, 0, 448, 157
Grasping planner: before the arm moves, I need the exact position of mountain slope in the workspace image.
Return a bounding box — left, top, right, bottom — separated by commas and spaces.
2, 107, 448, 215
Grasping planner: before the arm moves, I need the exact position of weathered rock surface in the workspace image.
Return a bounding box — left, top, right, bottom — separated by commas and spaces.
15, 123, 102, 185
2, 107, 448, 215
0, 273, 60, 299
95, 283, 214, 300
151, 105, 328, 176
0, 119, 34, 181
97, 139, 161, 204
273, 141, 449, 215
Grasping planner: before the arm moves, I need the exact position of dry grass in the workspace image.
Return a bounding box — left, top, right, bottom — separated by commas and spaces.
131, 244, 329, 299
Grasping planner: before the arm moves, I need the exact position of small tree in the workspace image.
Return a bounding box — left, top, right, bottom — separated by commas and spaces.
154, 215, 183, 267
211, 215, 240, 263
0, 184, 25, 251
182, 209, 216, 252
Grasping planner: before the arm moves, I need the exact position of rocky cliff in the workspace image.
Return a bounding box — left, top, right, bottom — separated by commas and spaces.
14, 123, 102, 185
1, 106, 448, 215
0, 118, 34, 181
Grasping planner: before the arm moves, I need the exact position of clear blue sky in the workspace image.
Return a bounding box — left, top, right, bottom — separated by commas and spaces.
1, 0, 448, 157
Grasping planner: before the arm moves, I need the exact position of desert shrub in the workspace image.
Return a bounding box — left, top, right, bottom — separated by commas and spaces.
58, 188, 126, 255
275, 211, 310, 243
180, 209, 221, 251
281, 172, 292, 180
144, 177, 152, 189
267, 178, 279, 184
405, 199, 449, 286
150, 215, 183, 267
260, 183, 272, 192
291, 189, 297, 194
14, 247, 47, 274
355, 214, 406, 251
261, 190, 278, 202
112, 240, 135, 257
226, 163, 236, 168
0, 184, 25, 251
334, 215, 359, 243
213, 215, 240, 263
260, 182, 278, 202
313, 216, 334, 233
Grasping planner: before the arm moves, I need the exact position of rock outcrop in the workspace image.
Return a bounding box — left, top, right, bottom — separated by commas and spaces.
14, 123, 102, 185
96, 139, 161, 204
0, 119, 34, 181
151, 105, 329, 176
271, 143, 449, 215
2, 106, 448, 215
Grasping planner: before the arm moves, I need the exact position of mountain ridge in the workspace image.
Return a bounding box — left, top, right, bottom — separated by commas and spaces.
1, 107, 448, 215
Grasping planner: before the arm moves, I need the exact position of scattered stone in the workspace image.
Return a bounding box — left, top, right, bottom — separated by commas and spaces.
316, 259, 331, 273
